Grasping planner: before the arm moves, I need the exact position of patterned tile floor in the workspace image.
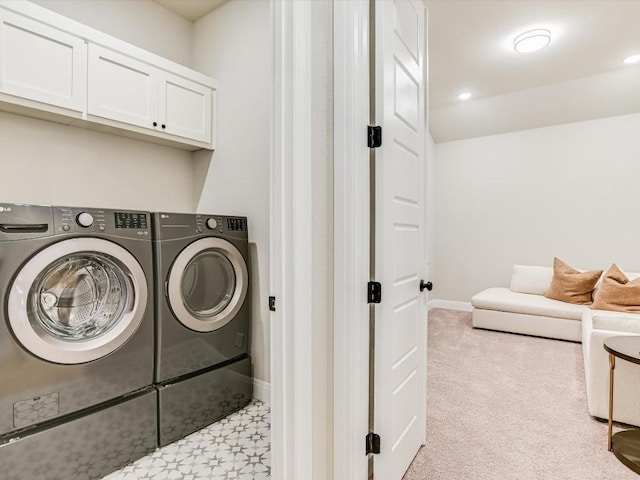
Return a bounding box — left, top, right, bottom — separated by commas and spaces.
103, 401, 270, 480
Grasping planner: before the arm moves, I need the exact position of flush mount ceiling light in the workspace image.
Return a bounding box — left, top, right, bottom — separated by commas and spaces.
513, 28, 551, 53
623, 55, 640, 64
458, 92, 472, 100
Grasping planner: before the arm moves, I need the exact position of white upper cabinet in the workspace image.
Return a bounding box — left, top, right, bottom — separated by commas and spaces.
0, 2, 216, 150
88, 45, 212, 146
88, 45, 159, 130
0, 9, 86, 114
160, 71, 212, 144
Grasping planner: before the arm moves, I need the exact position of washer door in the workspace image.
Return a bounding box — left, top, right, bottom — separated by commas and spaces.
167, 237, 248, 333
7, 238, 148, 364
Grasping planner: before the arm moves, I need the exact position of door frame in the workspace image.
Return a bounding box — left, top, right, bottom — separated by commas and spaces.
332, 0, 429, 478
270, 1, 409, 478
270, 0, 314, 478
332, 1, 371, 479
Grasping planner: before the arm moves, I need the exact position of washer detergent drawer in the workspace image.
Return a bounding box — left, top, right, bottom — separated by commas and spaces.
0, 389, 157, 480
157, 356, 252, 447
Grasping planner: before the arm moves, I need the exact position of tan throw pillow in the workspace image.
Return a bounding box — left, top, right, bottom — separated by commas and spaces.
544, 258, 602, 305
592, 264, 640, 312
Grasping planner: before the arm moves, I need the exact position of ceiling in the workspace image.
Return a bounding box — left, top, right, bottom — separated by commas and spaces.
425, 0, 640, 142
156, 0, 640, 143
154, 0, 227, 21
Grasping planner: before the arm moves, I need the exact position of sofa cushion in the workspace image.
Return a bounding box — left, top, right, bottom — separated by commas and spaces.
472, 287, 589, 320
590, 309, 640, 334
544, 257, 602, 305
592, 264, 640, 312
510, 264, 553, 295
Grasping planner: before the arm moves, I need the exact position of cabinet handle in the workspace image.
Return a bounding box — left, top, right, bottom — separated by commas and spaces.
161, 124, 166, 129
153, 121, 157, 127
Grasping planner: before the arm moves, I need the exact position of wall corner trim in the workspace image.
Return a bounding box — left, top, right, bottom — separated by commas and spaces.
253, 378, 271, 404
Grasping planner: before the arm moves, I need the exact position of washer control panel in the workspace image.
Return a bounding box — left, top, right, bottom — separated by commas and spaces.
54, 207, 150, 238
76, 212, 94, 228
58, 208, 106, 233
206, 218, 218, 230
115, 212, 148, 230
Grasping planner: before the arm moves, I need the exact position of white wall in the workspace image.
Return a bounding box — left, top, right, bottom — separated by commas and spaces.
32, 0, 193, 67
192, 1, 271, 385
434, 112, 640, 302
0, 111, 194, 211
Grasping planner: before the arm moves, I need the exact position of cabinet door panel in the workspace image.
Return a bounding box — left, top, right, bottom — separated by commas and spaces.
88, 44, 158, 130
160, 72, 212, 144
0, 10, 86, 112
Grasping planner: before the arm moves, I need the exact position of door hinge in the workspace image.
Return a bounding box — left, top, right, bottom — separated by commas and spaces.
367, 281, 382, 304
367, 125, 382, 148
269, 296, 276, 312
366, 431, 381, 455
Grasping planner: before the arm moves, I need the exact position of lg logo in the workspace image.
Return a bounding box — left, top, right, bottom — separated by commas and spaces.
0, 206, 12, 212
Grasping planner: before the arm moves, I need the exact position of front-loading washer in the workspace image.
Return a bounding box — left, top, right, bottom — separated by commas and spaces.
153, 212, 252, 446
0, 203, 156, 479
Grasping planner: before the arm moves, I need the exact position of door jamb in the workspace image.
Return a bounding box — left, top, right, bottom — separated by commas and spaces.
270, 0, 314, 478
333, 1, 371, 479
271, 1, 373, 478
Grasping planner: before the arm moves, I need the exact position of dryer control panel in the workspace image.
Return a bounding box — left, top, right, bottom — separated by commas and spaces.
153, 212, 248, 240
226, 217, 247, 232
196, 215, 247, 234
197, 216, 246, 233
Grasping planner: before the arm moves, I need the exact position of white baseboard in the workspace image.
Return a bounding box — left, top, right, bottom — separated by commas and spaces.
253, 378, 271, 404
428, 299, 473, 312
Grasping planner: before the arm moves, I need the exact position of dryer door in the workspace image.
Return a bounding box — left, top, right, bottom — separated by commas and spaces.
7, 238, 148, 364
167, 237, 248, 332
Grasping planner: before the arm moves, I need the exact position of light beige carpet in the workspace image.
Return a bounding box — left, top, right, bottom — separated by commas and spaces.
403, 308, 639, 480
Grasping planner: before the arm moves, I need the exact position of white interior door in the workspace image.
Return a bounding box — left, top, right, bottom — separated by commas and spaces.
373, 0, 427, 478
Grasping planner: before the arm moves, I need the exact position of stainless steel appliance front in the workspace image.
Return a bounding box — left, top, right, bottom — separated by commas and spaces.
153, 212, 251, 382
153, 211, 252, 446
0, 204, 154, 440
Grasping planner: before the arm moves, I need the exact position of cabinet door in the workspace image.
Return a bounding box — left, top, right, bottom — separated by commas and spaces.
159, 71, 212, 144
0, 9, 86, 112
88, 44, 158, 130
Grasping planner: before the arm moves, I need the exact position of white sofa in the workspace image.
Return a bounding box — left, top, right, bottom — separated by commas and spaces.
582, 309, 640, 424
472, 264, 640, 426
471, 265, 587, 342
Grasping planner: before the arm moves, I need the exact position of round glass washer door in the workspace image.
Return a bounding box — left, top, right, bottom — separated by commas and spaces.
7, 238, 148, 364
167, 237, 248, 333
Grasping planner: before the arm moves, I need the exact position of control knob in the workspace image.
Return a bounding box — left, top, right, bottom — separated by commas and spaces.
76, 212, 94, 228
206, 218, 218, 230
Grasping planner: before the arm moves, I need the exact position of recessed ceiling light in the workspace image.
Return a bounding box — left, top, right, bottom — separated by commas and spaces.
623, 55, 640, 64
458, 92, 472, 100
513, 28, 551, 53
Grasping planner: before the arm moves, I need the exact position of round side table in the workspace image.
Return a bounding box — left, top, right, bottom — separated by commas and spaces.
603, 335, 640, 475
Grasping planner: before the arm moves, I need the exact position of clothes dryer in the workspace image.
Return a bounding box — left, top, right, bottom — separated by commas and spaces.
0, 204, 156, 478
153, 212, 252, 446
